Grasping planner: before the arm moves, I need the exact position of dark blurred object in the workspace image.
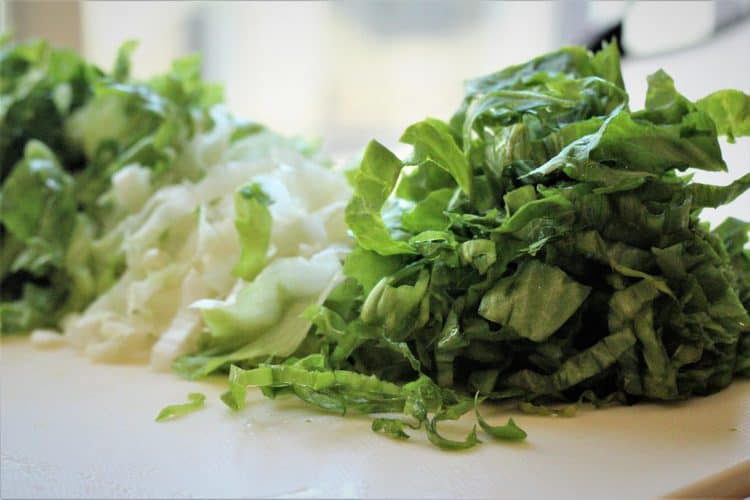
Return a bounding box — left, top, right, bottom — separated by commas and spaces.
715, 0, 750, 32
581, 0, 750, 59
5, 0, 81, 51
586, 22, 625, 57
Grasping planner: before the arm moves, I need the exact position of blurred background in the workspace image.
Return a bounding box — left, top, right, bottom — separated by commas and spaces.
3, 1, 749, 155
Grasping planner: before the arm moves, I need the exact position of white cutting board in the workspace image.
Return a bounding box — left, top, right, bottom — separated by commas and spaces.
1, 337, 748, 499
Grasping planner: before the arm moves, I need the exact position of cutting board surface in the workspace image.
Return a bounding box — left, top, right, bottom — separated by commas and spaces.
1, 338, 748, 499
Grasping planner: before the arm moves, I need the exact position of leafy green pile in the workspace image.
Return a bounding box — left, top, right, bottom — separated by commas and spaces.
216, 43, 750, 448
3, 37, 748, 450
0, 37, 222, 334
1, 37, 350, 372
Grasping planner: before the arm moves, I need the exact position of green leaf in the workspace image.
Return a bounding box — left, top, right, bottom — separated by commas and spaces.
530, 105, 726, 179
518, 401, 577, 417
479, 260, 591, 342
371, 418, 414, 440
493, 194, 574, 235
591, 40, 625, 89
637, 70, 694, 125
503, 329, 637, 394
344, 140, 415, 256
0, 283, 65, 334
696, 89, 750, 141
462, 46, 594, 98
400, 118, 472, 196
361, 269, 430, 337
181, 253, 341, 378
231, 182, 273, 280
401, 188, 453, 233
155, 393, 206, 422
688, 173, 750, 209
343, 246, 406, 295
0, 141, 76, 270
474, 394, 527, 440
112, 40, 138, 82
425, 420, 480, 450
396, 161, 456, 202
459, 239, 496, 275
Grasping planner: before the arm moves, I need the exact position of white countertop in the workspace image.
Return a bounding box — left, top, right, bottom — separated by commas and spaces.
2, 338, 749, 498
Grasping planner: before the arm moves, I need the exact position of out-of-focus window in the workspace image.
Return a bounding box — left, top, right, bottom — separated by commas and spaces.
76, 2, 562, 155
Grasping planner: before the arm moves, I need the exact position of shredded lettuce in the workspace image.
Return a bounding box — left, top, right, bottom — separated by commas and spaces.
5, 37, 749, 451
155, 392, 206, 422
218, 42, 749, 449
176, 248, 347, 378
1, 38, 351, 372
61, 125, 351, 368
1, 38, 221, 334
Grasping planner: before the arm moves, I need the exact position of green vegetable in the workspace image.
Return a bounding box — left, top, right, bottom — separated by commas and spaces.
8, 38, 748, 451
371, 418, 416, 440
220, 41, 749, 449
223, 355, 503, 448
401, 118, 473, 197
475, 394, 527, 440
1, 38, 221, 334
696, 89, 750, 142
58, 121, 344, 367
155, 392, 206, 421
518, 401, 577, 417
174, 249, 346, 378
0, 141, 76, 269
231, 182, 273, 281
344, 140, 416, 256
478, 260, 591, 342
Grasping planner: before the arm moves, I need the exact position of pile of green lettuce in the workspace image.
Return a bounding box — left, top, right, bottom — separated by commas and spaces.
1, 37, 351, 375
0, 37, 223, 334
213, 43, 750, 448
